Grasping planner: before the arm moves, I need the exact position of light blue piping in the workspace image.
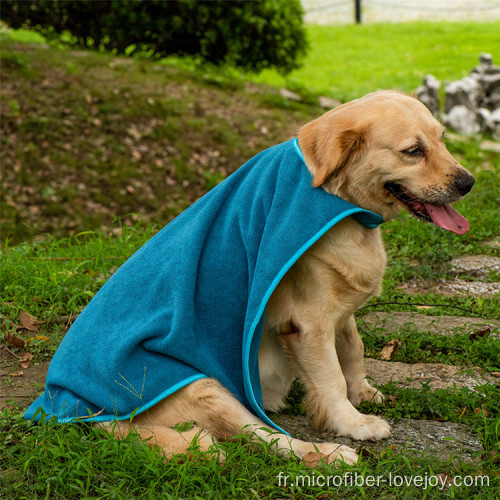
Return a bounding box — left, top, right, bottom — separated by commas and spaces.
242, 138, 383, 434
293, 138, 304, 162
242, 207, 373, 434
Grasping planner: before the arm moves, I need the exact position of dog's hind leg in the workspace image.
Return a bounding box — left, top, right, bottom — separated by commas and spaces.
129, 378, 358, 465
336, 316, 384, 406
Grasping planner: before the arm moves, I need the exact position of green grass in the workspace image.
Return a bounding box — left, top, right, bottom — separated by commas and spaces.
1, 407, 497, 499
253, 22, 500, 101
1, 22, 499, 499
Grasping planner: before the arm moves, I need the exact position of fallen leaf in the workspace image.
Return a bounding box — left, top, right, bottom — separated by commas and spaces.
388, 395, 397, 403
380, 339, 401, 360
301, 451, 329, 467
5, 332, 25, 348
416, 305, 432, 310
491, 372, 500, 378
435, 473, 455, 488
19, 353, 34, 369
470, 327, 491, 340
474, 406, 490, 418
20, 311, 43, 331
476, 327, 491, 337
10, 371, 23, 377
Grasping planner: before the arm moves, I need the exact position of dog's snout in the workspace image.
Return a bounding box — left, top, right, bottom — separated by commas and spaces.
454, 172, 475, 196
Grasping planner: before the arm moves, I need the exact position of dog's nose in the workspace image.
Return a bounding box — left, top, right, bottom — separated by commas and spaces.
454, 172, 475, 195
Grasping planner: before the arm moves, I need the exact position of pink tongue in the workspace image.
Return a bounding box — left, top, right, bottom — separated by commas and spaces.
424, 203, 469, 234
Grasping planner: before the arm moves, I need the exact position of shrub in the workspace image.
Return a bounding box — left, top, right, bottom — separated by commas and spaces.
0, 0, 308, 73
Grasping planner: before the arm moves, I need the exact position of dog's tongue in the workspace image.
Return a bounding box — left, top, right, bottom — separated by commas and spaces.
424, 203, 469, 234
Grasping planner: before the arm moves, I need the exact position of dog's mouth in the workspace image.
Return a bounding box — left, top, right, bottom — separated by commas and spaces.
384, 183, 469, 234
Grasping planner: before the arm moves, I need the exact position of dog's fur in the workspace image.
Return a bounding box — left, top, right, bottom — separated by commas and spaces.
101, 91, 474, 464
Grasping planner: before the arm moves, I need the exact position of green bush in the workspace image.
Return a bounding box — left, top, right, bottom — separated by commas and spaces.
0, 0, 307, 73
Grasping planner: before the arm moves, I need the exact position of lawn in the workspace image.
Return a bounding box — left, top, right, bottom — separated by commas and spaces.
254, 22, 500, 100
1, 20, 499, 499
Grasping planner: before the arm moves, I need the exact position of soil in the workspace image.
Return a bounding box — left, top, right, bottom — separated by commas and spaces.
0, 346, 49, 410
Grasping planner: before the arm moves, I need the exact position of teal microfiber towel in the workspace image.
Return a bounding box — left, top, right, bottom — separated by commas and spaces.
24, 139, 385, 432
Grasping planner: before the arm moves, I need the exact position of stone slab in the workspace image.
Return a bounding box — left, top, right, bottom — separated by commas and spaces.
359, 311, 499, 338
450, 255, 500, 278
400, 279, 499, 298
364, 358, 496, 391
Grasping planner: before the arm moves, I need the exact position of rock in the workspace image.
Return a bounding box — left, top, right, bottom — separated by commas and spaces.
479, 53, 493, 67
416, 75, 441, 117
491, 108, 500, 139
272, 414, 482, 462
477, 107, 494, 134
444, 77, 481, 113
280, 88, 301, 102
318, 96, 341, 109
418, 54, 500, 136
444, 105, 480, 135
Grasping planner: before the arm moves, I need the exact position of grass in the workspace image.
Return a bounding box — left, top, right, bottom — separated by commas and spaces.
1, 407, 496, 499
253, 22, 500, 101
1, 22, 499, 499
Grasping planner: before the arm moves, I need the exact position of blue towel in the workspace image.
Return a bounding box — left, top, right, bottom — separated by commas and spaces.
25, 139, 385, 432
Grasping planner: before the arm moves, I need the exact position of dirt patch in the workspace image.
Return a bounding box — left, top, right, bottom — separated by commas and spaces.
365, 358, 496, 391
0, 40, 319, 243
0, 346, 49, 410
272, 414, 482, 462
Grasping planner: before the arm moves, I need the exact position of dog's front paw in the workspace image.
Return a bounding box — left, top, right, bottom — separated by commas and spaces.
325, 407, 391, 441
348, 414, 391, 441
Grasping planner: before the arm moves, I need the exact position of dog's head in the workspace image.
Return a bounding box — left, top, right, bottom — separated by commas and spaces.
298, 91, 474, 234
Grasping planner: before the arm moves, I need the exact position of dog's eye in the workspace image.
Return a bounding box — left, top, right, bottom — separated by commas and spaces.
402, 146, 425, 157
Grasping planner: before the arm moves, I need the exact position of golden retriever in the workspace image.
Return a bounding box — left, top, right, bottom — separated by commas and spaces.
102, 91, 474, 465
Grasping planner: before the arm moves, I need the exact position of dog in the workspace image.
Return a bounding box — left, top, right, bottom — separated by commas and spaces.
97, 91, 473, 464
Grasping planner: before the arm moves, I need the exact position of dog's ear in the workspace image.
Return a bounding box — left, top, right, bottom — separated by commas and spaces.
299, 111, 368, 188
